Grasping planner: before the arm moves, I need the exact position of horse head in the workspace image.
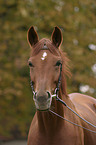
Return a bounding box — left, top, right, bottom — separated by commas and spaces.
27, 26, 63, 111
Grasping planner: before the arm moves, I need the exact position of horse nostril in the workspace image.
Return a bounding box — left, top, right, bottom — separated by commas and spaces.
47, 91, 51, 98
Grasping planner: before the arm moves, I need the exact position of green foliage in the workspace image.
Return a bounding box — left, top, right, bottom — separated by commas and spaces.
0, 0, 96, 139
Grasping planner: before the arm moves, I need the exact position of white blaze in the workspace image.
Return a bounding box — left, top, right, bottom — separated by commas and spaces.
41, 52, 47, 60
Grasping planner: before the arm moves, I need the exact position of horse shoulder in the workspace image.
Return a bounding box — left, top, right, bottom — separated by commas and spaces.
69, 93, 96, 145
69, 93, 96, 112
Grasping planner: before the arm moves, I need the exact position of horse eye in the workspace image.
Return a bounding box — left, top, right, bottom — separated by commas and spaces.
28, 62, 34, 67
56, 61, 61, 66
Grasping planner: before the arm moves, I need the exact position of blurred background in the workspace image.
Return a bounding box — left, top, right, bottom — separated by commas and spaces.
0, 0, 96, 144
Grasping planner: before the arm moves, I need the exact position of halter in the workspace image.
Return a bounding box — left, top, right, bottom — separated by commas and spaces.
30, 43, 96, 133
30, 70, 96, 133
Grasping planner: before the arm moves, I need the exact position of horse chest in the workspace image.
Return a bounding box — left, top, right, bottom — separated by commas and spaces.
28, 133, 83, 145
28, 125, 84, 145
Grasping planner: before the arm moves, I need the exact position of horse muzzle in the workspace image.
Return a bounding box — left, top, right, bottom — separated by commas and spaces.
33, 91, 52, 111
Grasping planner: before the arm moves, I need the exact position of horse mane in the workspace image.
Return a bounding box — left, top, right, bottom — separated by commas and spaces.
31, 38, 70, 97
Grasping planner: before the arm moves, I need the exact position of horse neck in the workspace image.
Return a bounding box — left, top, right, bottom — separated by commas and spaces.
37, 90, 68, 136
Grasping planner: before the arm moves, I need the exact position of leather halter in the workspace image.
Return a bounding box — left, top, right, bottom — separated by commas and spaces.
30, 64, 96, 132
30, 44, 96, 132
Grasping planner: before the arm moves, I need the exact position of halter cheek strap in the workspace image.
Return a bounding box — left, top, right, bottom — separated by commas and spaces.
30, 81, 36, 96
52, 63, 62, 98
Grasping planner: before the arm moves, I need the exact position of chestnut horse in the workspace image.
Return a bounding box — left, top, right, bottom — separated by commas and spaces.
27, 26, 96, 145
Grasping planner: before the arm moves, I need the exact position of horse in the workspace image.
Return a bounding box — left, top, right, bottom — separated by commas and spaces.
27, 26, 96, 145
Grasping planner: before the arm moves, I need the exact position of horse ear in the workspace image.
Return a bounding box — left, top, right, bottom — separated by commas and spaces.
51, 26, 62, 48
27, 26, 39, 47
